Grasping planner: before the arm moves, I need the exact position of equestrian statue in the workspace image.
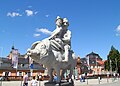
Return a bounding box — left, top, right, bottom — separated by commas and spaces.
26, 16, 77, 83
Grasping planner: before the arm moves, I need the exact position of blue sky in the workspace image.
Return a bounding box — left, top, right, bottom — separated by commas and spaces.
0, 0, 120, 60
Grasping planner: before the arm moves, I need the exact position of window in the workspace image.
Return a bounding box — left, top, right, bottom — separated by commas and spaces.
17, 72, 23, 76
19, 72, 23, 76
27, 72, 31, 77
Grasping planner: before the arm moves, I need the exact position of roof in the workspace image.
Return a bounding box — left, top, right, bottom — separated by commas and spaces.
86, 52, 102, 60
0, 57, 28, 64
0, 56, 45, 71
0, 55, 39, 64
86, 52, 98, 56
97, 60, 106, 65
0, 58, 11, 63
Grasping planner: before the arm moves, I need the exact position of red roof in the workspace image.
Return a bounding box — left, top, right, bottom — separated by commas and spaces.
97, 60, 106, 65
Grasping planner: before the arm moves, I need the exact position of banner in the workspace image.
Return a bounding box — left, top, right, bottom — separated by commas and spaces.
12, 49, 18, 69
87, 56, 89, 66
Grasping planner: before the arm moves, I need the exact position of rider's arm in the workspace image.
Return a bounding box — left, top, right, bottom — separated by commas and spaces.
48, 27, 62, 39
62, 30, 71, 42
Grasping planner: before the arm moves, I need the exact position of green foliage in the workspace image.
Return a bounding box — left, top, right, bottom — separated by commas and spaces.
105, 46, 120, 72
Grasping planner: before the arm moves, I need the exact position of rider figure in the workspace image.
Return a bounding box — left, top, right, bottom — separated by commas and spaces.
61, 18, 71, 62
48, 16, 63, 40
49, 16, 71, 62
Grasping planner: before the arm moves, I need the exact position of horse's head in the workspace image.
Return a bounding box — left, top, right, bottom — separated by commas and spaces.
26, 39, 50, 62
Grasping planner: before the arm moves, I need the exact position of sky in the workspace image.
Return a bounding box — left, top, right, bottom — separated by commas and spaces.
0, 0, 120, 60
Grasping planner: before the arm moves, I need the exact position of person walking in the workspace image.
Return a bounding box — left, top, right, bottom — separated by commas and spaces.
79, 74, 82, 82
23, 72, 28, 86
30, 76, 38, 86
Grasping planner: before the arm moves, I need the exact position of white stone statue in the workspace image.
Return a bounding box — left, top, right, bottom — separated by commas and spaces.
62, 18, 71, 62
48, 16, 64, 51
48, 16, 71, 62
48, 16, 63, 40
26, 16, 76, 83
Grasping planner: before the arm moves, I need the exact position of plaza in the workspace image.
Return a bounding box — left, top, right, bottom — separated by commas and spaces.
0, 78, 119, 86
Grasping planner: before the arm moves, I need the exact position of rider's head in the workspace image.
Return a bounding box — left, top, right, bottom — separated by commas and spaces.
63, 18, 69, 29
55, 16, 63, 27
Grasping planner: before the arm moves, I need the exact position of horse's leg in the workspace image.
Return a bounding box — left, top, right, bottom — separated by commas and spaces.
69, 66, 74, 82
48, 68, 53, 82
68, 65, 75, 86
61, 69, 67, 80
55, 67, 61, 83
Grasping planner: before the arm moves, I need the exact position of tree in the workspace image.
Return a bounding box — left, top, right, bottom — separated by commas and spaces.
105, 46, 120, 72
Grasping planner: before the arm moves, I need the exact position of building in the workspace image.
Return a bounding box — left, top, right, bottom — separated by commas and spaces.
0, 56, 45, 80
77, 52, 106, 76
80, 57, 90, 74
0, 46, 45, 80
86, 52, 105, 75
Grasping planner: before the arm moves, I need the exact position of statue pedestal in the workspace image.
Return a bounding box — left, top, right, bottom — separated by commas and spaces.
44, 80, 74, 86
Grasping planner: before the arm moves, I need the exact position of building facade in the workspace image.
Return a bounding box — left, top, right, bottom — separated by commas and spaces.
77, 52, 106, 76
0, 53, 46, 81
85, 52, 106, 75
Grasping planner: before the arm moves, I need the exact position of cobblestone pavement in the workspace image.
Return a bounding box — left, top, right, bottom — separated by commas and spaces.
0, 78, 120, 86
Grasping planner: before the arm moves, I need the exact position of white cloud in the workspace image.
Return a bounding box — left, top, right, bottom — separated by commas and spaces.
34, 11, 38, 15
7, 12, 22, 17
25, 10, 38, 16
116, 25, 120, 32
45, 14, 49, 17
7, 9, 38, 17
33, 33, 41, 37
115, 25, 120, 36
25, 10, 33, 16
36, 28, 52, 35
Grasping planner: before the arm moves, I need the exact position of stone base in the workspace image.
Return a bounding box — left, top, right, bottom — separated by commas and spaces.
44, 81, 74, 86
